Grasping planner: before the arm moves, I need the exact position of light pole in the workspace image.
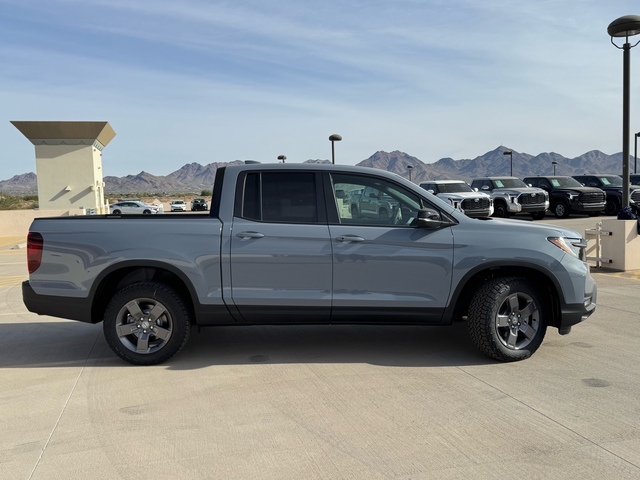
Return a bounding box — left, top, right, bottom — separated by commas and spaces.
277, 155, 286, 163
608, 15, 640, 208
407, 165, 414, 182
503, 150, 513, 176
635, 132, 640, 173
552, 161, 558, 175
329, 134, 342, 164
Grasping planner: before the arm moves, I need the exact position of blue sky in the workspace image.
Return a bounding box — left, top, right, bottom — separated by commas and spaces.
0, 0, 637, 180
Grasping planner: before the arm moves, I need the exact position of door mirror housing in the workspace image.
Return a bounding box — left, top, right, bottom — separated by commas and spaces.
416, 208, 449, 228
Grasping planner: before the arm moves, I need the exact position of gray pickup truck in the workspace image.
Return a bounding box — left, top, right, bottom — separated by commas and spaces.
23, 163, 596, 365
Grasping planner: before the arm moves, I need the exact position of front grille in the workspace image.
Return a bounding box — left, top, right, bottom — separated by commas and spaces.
579, 192, 606, 204
461, 198, 491, 211
517, 192, 546, 205
631, 190, 640, 203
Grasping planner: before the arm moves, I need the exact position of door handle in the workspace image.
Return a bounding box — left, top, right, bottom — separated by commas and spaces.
236, 231, 265, 239
336, 235, 365, 243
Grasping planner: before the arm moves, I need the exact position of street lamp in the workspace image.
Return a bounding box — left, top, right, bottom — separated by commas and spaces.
503, 150, 513, 176
277, 154, 286, 163
407, 165, 414, 182
328, 134, 342, 164
552, 161, 558, 175
635, 132, 640, 173
608, 14, 640, 208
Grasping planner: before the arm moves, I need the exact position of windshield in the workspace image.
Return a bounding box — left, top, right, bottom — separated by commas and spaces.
438, 182, 473, 193
550, 177, 583, 188
598, 176, 622, 187
493, 178, 527, 188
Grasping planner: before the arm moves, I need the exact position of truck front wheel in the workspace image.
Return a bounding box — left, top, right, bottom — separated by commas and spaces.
468, 276, 547, 361
103, 282, 191, 365
493, 202, 510, 218
604, 198, 620, 216
553, 201, 570, 218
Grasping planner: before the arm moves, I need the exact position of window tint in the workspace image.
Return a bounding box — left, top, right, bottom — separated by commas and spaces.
241, 172, 318, 223
330, 173, 425, 226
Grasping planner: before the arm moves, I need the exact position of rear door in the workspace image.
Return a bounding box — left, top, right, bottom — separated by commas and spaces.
229, 171, 332, 323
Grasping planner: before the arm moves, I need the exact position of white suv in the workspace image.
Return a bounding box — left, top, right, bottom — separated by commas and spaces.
420, 180, 493, 217
170, 200, 187, 212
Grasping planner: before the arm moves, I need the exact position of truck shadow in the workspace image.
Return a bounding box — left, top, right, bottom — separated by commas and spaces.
169, 322, 493, 369
0, 320, 496, 369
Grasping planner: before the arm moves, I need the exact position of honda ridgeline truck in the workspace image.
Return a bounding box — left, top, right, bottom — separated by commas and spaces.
23, 163, 596, 365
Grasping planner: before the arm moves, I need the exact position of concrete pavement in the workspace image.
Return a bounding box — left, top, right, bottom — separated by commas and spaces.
1, 216, 639, 479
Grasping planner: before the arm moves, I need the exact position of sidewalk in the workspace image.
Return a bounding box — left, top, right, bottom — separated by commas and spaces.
0, 236, 26, 249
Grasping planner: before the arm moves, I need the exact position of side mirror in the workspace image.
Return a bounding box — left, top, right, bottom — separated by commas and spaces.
416, 208, 448, 228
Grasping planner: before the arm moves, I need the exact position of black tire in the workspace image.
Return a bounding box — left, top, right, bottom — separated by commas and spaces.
553, 201, 570, 218
468, 276, 547, 362
604, 198, 620, 216
530, 211, 546, 220
112, 209, 121, 215
493, 202, 509, 218
103, 282, 191, 365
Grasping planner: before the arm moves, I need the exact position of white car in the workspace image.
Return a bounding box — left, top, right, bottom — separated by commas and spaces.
109, 201, 161, 215
170, 200, 187, 212
419, 180, 493, 217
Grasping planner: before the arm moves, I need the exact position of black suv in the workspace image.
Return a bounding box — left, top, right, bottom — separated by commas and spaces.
572, 174, 640, 215
523, 176, 606, 218
191, 198, 209, 211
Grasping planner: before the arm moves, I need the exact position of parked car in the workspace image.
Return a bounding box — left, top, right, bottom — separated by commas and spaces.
109, 201, 161, 215
191, 198, 209, 211
470, 177, 549, 219
23, 162, 596, 365
572, 174, 640, 215
350, 185, 398, 221
522, 176, 606, 218
419, 180, 493, 217
170, 200, 187, 212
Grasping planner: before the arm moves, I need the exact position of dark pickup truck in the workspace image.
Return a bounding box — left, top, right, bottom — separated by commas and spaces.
523, 176, 606, 218
572, 174, 640, 215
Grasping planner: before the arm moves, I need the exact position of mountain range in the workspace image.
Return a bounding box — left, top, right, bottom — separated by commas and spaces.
0, 146, 628, 195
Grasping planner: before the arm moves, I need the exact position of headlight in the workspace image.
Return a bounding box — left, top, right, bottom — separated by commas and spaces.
548, 236, 586, 260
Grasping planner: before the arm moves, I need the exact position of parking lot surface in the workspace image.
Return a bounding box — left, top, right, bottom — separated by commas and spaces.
1, 216, 639, 479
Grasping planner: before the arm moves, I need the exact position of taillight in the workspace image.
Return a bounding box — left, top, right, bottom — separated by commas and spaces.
27, 232, 43, 274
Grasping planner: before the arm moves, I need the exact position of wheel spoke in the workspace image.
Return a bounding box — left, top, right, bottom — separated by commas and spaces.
147, 304, 167, 322
125, 300, 144, 321
507, 294, 519, 312
521, 324, 536, 341
152, 325, 171, 341
506, 329, 519, 348
116, 323, 138, 338
136, 333, 150, 353
519, 301, 536, 319
496, 314, 510, 328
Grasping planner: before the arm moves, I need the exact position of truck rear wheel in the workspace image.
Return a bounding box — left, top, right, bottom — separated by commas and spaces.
468, 276, 547, 361
103, 282, 191, 365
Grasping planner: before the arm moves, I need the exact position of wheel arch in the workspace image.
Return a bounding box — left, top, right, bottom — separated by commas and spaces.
445, 264, 562, 328
90, 261, 198, 324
